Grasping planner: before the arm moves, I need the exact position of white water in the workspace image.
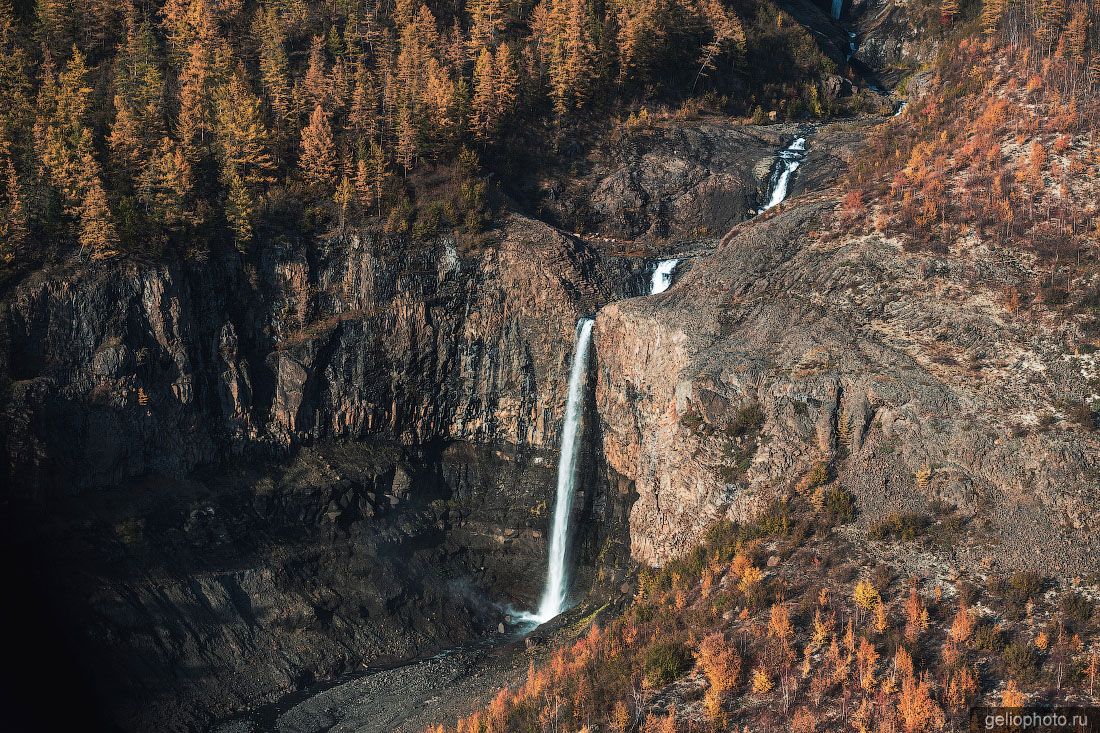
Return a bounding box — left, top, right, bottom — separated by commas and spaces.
527, 318, 595, 623
761, 137, 807, 211
650, 259, 680, 294
831, 0, 843, 19
517, 136, 807, 627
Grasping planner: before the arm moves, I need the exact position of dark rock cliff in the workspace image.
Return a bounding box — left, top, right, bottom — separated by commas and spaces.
0, 212, 643, 732
2, 212, 639, 495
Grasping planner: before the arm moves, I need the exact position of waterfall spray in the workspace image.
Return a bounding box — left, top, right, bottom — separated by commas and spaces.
532, 317, 595, 622
831, 0, 843, 19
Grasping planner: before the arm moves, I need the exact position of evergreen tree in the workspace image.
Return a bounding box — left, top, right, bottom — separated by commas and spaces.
423, 57, 458, 151
334, 174, 353, 229
355, 139, 387, 214
77, 175, 119, 258
494, 44, 519, 122
1063, 3, 1089, 64
1038, 0, 1067, 49
108, 96, 145, 180
396, 103, 416, 173
694, 0, 745, 91
35, 0, 75, 60
348, 61, 379, 138
177, 41, 214, 157
36, 46, 117, 255
468, 0, 507, 54
0, 3, 34, 156
470, 46, 496, 138
74, 0, 124, 56
224, 167, 253, 248
300, 35, 332, 113
980, 0, 1005, 36
470, 44, 517, 139
161, 0, 217, 61
0, 149, 28, 262
255, 6, 292, 123
116, 11, 166, 128
534, 0, 597, 116
300, 104, 337, 190
214, 65, 276, 187
614, 0, 673, 83
139, 136, 197, 228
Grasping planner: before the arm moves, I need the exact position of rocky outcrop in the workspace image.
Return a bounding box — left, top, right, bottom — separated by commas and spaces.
848, 0, 940, 78
594, 174, 1100, 573
538, 123, 787, 241
4, 440, 586, 732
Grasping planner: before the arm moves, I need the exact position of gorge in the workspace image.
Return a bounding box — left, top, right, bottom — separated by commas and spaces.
2, 0, 1099, 730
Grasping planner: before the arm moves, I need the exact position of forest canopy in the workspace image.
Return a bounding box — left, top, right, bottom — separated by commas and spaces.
0, 0, 838, 262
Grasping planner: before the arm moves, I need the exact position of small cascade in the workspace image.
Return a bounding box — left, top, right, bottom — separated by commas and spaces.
650, 259, 680, 295
526, 318, 595, 623
760, 137, 807, 211
831, 0, 843, 19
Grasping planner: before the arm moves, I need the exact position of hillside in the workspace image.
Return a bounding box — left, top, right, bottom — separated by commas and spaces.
0, 0, 859, 269
418, 1, 1100, 731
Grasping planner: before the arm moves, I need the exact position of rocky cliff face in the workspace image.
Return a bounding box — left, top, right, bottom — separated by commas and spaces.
8, 439, 611, 732
538, 123, 787, 241
0, 214, 642, 732
593, 124, 1100, 572
848, 0, 940, 80
2, 213, 639, 495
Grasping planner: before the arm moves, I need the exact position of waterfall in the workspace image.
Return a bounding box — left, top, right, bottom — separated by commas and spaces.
761, 137, 807, 211
531, 317, 595, 622
831, 0, 843, 19
650, 259, 680, 295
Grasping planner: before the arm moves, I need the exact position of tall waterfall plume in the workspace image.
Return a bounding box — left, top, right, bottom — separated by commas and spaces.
533, 317, 595, 622
831, 0, 843, 19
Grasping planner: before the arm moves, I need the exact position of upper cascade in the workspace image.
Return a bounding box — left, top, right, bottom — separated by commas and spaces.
761, 137, 807, 211
650, 259, 681, 295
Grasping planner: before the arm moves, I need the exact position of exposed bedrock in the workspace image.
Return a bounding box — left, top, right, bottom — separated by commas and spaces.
5, 440, 607, 732
846, 0, 941, 79
539, 123, 785, 240
594, 197, 1100, 573
1, 212, 641, 495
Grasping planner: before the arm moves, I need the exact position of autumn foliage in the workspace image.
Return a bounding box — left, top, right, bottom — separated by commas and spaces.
427, 490, 1100, 732
842, 0, 1099, 318
0, 0, 846, 265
